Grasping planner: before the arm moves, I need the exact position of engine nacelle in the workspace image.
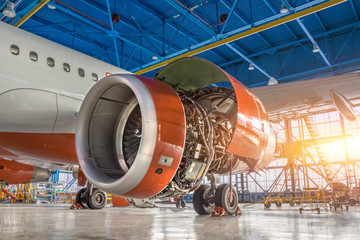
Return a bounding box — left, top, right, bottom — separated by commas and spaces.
76, 74, 186, 198
0, 159, 51, 184
76, 57, 276, 198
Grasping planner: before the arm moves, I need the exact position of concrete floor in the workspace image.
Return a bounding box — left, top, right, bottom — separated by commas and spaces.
1, 203, 360, 240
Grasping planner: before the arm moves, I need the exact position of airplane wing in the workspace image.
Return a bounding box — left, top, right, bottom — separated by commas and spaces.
251, 73, 360, 122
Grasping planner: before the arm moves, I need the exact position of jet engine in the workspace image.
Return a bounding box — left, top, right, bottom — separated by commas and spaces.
75, 57, 276, 199
0, 159, 51, 184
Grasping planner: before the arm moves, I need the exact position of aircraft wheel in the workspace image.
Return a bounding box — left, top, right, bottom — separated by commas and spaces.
176, 200, 181, 208
215, 184, 238, 215
193, 185, 215, 215
86, 188, 107, 210
289, 201, 295, 207
349, 199, 356, 206
264, 201, 271, 208
275, 200, 282, 207
181, 200, 186, 208
75, 188, 89, 209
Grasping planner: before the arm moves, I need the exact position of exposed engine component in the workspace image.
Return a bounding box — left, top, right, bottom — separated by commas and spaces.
75, 57, 276, 201
157, 87, 239, 198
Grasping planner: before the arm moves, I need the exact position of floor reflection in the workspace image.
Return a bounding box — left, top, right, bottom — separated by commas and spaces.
0, 204, 360, 239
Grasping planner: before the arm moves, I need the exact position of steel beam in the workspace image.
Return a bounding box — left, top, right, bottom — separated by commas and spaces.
262, 0, 298, 39
27, 16, 141, 67
152, 0, 270, 75
221, 0, 273, 47
296, 19, 331, 67
303, 0, 327, 31
162, 0, 214, 35
105, 0, 120, 67
349, 0, 359, 21
247, 56, 360, 87
226, 43, 272, 79
51, 1, 160, 58
220, 0, 238, 35
79, 0, 177, 55
14, 0, 50, 27
219, 21, 359, 68
281, 0, 331, 67
134, 0, 347, 74
130, 0, 228, 61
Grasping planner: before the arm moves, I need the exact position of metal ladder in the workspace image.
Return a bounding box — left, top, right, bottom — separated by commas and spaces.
302, 116, 334, 189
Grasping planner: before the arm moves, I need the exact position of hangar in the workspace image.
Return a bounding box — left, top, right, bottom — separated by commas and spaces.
1, 0, 360, 239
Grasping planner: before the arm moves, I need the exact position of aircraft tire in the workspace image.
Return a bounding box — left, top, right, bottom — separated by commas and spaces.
86, 188, 107, 210
75, 188, 89, 209
215, 184, 238, 215
193, 185, 215, 215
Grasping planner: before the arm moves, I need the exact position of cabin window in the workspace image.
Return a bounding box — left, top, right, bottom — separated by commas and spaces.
10, 45, 19, 55
47, 57, 55, 67
30, 51, 38, 62
63, 63, 70, 72
78, 68, 85, 77
92, 73, 98, 82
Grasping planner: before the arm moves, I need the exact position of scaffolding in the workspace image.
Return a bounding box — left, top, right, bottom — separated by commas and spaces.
240, 109, 360, 213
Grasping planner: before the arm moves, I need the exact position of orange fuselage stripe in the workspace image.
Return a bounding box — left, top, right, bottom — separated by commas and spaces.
0, 132, 78, 165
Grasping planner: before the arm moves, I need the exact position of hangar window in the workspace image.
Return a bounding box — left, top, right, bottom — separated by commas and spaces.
10, 45, 19, 55
92, 73, 98, 82
78, 68, 85, 77
30, 51, 38, 61
47, 57, 55, 67
63, 63, 70, 72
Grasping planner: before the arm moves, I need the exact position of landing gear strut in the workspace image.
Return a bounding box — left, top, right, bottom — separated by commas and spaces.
215, 184, 239, 215
193, 185, 215, 214
75, 184, 107, 210
176, 196, 187, 208
192, 175, 240, 216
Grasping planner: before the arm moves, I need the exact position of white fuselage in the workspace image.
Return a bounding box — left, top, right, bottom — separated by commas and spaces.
0, 22, 128, 168
0, 22, 128, 134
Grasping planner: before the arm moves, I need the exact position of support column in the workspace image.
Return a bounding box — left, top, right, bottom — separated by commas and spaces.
285, 119, 296, 197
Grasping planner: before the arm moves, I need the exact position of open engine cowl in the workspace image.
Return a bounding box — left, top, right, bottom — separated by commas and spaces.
75, 74, 186, 198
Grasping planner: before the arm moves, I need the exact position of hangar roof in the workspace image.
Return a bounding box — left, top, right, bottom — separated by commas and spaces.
1, 0, 359, 86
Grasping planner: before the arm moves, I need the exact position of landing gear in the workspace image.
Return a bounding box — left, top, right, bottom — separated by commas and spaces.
75, 188, 89, 209
215, 184, 239, 215
87, 188, 107, 209
193, 185, 215, 215
75, 186, 107, 210
275, 199, 282, 207
176, 196, 187, 208
192, 177, 240, 216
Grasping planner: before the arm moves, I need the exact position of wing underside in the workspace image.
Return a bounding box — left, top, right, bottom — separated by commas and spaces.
251, 73, 360, 122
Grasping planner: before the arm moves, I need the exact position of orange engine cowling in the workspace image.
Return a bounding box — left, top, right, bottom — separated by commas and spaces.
75, 74, 186, 198
0, 159, 51, 184
76, 57, 276, 199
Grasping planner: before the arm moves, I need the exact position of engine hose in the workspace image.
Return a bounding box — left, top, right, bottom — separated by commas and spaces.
182, 96, 216, 192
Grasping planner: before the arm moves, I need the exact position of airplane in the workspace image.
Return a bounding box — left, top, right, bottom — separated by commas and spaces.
1, 21, 359, 214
